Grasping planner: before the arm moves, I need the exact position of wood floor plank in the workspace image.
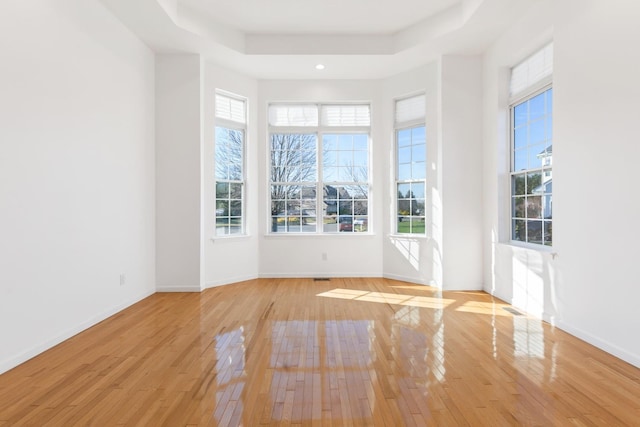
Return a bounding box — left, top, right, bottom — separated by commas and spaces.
1, 278, 639, 426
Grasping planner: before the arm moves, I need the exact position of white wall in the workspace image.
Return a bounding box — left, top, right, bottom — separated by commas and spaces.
204, 63, 260, 287
155, 54, 204, 291
257, 80, 384, 278
439, 55, 484, 290
381, 65, 440, 285
0, 0, 156, 374
483, 0, 640, 367
381, 61, 484, 290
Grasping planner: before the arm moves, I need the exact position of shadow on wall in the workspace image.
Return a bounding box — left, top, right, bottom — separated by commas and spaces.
388, 185, 443, 287
491, 237, 559, 324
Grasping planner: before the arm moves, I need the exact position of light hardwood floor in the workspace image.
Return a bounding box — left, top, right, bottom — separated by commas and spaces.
1, 278, 639, 426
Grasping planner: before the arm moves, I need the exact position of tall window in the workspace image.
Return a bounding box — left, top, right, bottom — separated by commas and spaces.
395, 94, 426, 235
215, 92, 246, 236
510, 43, 553, 246
269, 103, 370, 233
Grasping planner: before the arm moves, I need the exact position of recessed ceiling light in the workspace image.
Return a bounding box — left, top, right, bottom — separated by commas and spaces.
315, 64, 325, 70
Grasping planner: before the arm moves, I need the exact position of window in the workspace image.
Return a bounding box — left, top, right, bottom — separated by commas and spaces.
395, 94, 426, 235
269, 103, 370, 233
510, 43, 553, 246
215, 92, 246, 236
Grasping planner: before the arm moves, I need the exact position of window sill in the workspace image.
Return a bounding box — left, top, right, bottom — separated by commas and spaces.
388, 234, 430, 240
210, 234, 252, 243
263, 233, 376, 238
504, 240, 556, 255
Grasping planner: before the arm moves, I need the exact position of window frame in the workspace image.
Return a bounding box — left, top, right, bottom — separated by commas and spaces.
267, 103, 371, 235
394, 94, 427, 236
214, 91, 247, 237
509, 84, 553, 248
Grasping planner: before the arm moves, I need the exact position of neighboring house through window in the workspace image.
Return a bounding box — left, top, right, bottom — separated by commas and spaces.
395, 94, 426, 235
215, 91, 246, 236
268, 103, 371, 233
510, 43, 553, 246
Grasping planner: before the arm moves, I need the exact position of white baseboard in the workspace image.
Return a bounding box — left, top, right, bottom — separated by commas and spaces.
205, 274, 259, 289
382, 272, 428, 285
155, 285, 203, 292
258, 272, 382, 279
555, 321, 640, 369
484, 287, 640, 369
0, 289, 155, 375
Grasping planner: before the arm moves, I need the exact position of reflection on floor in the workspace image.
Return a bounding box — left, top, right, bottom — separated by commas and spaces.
1, 278, 639, 426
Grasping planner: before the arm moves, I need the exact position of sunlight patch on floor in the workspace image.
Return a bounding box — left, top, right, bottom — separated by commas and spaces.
317, 288, 454, 309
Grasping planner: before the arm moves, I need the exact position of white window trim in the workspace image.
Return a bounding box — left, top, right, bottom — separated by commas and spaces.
267, 102, 372, 236
393, 93, 427, 236
506, 42, 554, 249
214, 90, 247, 238
509, 83, 553, 248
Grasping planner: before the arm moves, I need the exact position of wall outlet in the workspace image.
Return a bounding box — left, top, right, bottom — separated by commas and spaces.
322, 252, 327, 261
119, 274, 126, 286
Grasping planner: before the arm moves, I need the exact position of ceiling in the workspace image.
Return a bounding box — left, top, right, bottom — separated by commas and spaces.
99, 0, 536, 79
180, 0, 460, 35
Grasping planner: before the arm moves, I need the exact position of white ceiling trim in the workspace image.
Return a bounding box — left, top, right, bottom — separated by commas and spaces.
97, 0, 539, 79
175, 0, 479, 56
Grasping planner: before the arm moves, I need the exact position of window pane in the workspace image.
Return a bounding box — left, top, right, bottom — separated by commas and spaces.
216, 218, 229, 235
514, 149, 527, 171
413, 199, 425, 216
514, 102, 528, 128
354, 216, 368, 232
353, 134, 368, 150
513, 197, 525, 218
398, 183, 410, 198
229, 218, 242, 235
216, 182, 229, 199
412, 144, 426, 162
514, 126, 527, 149
512, 174, 526, 196
530, 120, 545, 144
353, 150, 367, 167
527, 196, 542, 219
528, 144, 546, 169
230, 183, 242, 199
398, 199, 410, 216
397, 216, 410, 233
337, 151, 351, 167
270, 134, 317, 182
338, 200, 353, 215
398, 146, 411, 164
544, 194, 553, 219
410, 217, 426, 234
410, 182, 425, 199
215, 127, 243, 181
544, 221, 553, 246
323, 134, 337, 150
216, 200, 228, 216
529, 92, 545, 119
412, 126, 426, 144
527, 220, 543, 244
412, 162, 426, 180
354, 199, 368, 215
398, 164, 411, 181
513, 219, 526, 241
230, 200, 242, 216
398, 129, 411, 147
527, 172, 542, 195
338, 134, 353, 150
